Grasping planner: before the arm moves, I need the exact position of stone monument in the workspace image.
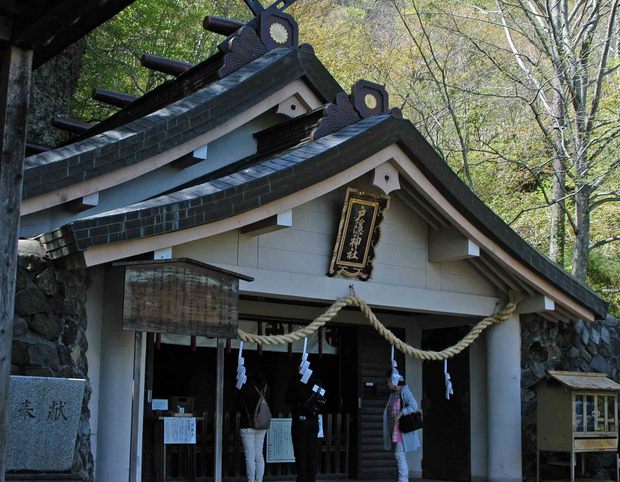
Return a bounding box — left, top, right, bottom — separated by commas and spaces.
7, 375, 86, 471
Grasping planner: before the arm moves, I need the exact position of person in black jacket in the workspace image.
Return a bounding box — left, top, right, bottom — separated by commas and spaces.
285, 371, 326, 482
238, 370, 270, 482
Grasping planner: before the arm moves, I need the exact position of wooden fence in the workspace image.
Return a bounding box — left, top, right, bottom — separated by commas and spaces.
152, 412, 351, 481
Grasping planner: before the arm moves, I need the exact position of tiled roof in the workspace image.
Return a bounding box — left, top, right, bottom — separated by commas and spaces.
23, 45, 341, 200
39, 114, 607, 318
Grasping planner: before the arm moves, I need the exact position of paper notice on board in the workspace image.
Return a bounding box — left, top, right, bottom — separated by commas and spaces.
164, 417, 196, 444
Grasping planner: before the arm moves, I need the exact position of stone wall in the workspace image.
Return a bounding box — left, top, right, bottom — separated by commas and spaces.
11, 241, 93, 481
522, 313, 620, 480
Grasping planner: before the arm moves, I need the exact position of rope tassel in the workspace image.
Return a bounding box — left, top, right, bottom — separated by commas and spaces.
237, 291, 524, 361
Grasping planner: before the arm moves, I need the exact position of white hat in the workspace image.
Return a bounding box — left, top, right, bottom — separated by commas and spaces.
390, 371, 403, 386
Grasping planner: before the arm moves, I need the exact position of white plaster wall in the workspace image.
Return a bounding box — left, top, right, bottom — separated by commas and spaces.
95, 267, 136, 482
174, 189, 496, 306
85, 266, 105, 472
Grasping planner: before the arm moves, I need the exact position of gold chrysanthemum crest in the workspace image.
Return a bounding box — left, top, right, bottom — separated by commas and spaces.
269, 22, 288, 44
364, 94, 378, 110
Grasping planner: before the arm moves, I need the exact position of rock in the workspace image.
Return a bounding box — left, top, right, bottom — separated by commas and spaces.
62, 319, 78, 346
24, 366, 53, 377
15, 287, 50, 315
575, 319, 586, 333
601, 326, 611, 344
28, 343, 60, 370
29, 313, 63, 341
15, 266, 29, 292
586, 341, 598, 356
17, 239, 46, 257
528, 341, 549, 363
6, 376, 86, 471
591, 328, 600, 345
11, 341, 28, 366
57, 366, 74, 378
12, 316, 28, 337
581, 328, 590, 345
35, 268, 58, 296
590, 355, 609, 374
58, 345, 72, 366
569, 346, 580, 359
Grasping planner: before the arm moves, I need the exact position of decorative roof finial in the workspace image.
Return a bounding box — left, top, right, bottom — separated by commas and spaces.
218, 7, 299, 78
310, 80, 403, 141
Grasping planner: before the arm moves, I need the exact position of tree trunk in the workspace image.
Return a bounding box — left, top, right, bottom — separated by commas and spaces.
549, 92, 567, 266
572, 183, 591, 282
549, 158, 566, 265
0, 45, 33, 482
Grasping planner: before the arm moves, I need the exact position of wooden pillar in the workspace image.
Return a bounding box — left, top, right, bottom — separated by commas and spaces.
214, 338, 225, 482
0, 45, 33, 482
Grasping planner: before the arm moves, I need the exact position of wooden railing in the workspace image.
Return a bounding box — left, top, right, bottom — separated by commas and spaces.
152, 412, 351, 481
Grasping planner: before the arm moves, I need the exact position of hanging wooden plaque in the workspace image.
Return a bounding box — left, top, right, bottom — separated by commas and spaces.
117, 258, 253, 337
327, 188, 389, 280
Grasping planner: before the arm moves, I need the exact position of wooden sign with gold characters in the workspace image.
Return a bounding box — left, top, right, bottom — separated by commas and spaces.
327, 188, 389, 280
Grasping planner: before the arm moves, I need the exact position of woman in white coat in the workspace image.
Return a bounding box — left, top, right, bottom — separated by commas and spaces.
383, 371, 420, 482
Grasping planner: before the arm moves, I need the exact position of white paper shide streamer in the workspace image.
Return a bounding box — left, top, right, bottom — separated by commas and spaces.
236, 341, 247, 389
444, 359, 454, 400
299, 337, 313, 384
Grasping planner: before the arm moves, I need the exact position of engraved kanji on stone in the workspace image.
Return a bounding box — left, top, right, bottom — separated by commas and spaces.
47, 400, 68, 421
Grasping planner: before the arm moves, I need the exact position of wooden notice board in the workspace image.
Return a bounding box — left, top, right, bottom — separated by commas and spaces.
116, 258, 253, 337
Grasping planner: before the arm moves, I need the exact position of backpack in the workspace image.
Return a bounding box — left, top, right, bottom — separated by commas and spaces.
252, 385, 272, 430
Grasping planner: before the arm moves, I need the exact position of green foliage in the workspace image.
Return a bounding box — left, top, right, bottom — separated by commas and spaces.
71, 0, 250, 121
587, 250, 620, 317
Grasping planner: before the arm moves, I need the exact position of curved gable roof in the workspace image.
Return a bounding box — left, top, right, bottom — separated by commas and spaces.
22, 45, 341, 203
39, 115, 607, 319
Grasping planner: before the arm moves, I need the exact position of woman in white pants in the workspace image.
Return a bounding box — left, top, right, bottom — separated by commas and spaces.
239, 370, 270, 482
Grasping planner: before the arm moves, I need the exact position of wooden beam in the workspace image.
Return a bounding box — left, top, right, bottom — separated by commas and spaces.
202, 16, 244, 36
140, 53, 194, 77
25, 141, 51, 155
240, 210, 292, 236
92, 88, 137, 108
51, 116, 91, 134
64, 192, 99, 213
428, 226, 480, 262
518, 295, 556, 314
170, 145, 207, 169
0, 45, 33, 482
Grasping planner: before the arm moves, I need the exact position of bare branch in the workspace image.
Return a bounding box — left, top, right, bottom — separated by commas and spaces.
590, 235, 620, 251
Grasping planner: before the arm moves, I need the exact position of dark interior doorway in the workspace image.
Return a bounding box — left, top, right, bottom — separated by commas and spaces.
421, 326, 471, 481
355, 325, 406, 480
140, 327, 357, 481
